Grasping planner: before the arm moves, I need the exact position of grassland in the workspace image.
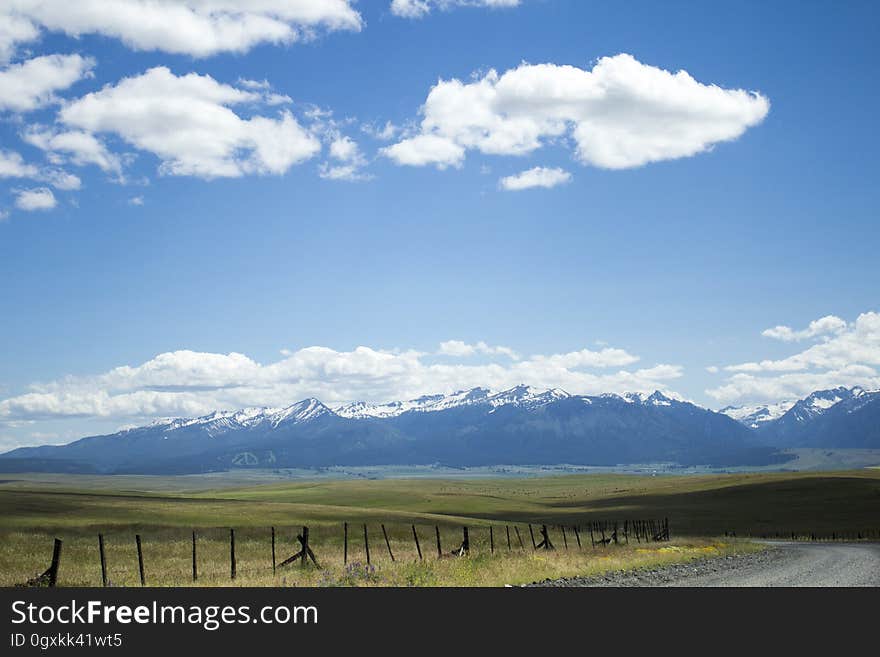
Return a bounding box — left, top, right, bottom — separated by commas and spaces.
1, 469, 878, 587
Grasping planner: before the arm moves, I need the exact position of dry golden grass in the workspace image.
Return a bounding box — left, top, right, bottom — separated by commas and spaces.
1, 523, 758, 587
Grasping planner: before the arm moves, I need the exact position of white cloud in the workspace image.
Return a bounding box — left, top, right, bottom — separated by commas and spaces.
0, 342, 681, 423
0, 1, 363, 59
14, 186, 57, 211
0, 53, 94, 112
22, 126, 125, 177
128, 195, 144, 206
43, 168, 81, 190
438, 340, 520, 360
59, 67, 321, 179
0, 150, 39, 178
382, 133, 465, 168
0, 13, 39, 63
319, 134, 370, 181
391, 0, 520, 19
361, 120, 399, 141
1, 149, 81, 191
761, 314, 848, 342
707, 311, 880, 404
384, 54, 769, 170
500, 166, 571, 191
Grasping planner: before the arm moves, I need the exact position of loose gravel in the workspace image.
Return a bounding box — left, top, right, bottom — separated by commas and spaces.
528, 542, 880, 587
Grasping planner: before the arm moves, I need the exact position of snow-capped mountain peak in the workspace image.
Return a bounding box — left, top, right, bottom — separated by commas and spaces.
787, 386, 854, 424
721, 386, 879, 430
268, 398, 332, 426
487, 385, 570, 409
335, 386, 569, 418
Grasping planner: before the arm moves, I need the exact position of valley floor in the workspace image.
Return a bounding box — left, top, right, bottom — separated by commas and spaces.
1, 469, 878, 587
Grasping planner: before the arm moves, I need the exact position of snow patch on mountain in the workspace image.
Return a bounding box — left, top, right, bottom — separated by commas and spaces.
721, 400, 796, 429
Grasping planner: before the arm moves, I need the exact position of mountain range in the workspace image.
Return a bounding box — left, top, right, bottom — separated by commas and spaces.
0, 384, 877, 475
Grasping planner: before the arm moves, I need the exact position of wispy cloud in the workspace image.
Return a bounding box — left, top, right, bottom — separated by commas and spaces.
707, 311, 880, 404
500, 166, 571, 191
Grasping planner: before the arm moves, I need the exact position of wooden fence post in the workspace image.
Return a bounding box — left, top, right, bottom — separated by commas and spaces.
624, 520, 629, 544
343, 522, 348, 565
589, 523, 595, 548
300, 526, 309, 569
573, 526, 581, 549
561, 525, 568, 550
364, 524, 371, 565
412, 525, 422, 560
506, 525, 511, 551
230, 529, 236, 580
537, 525, 554, 550
435, 526, 442, 558
271, 527, 276, 574
514, 526, 525, 550
135, 534, 145, 586
192, 531, 197, 582
528, 524, 537, 550
490, 526, 495, 554
98, 534, 107, 587
48, 538, 62, 587
381, 524, 395, 562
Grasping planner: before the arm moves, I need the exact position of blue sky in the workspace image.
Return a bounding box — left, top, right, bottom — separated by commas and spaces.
1, 0, 879, 449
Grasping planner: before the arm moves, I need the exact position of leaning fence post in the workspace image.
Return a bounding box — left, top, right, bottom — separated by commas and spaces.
490, 526, 495, 554
528, 524, 537, 550
589, 523, 595, 548
230, 529, 236, 580
514, 526, 525, 550
381, 524, 395, 562
98, 534, 107, 587
506, 525, 511, 551
561, 525, 568, 550
412, 525, 422, 560
135, 534, 145, 586
573, 526, 581, 549
435, 526, 442, 558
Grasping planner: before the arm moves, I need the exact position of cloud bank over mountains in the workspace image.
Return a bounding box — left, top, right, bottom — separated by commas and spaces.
0, 341, 683, 427
708, 312, 880, 404
2, 310, 878, 448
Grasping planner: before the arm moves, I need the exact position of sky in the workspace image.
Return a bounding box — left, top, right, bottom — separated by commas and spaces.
1, 0, 879, 450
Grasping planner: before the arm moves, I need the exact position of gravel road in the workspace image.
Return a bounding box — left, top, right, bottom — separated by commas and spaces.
531, 542, 880, 587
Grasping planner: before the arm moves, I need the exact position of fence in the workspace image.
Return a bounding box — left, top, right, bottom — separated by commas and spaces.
17, 517, 673, 587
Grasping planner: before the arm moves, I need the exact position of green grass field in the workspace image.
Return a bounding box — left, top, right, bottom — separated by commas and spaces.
1, 469, 877, 587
